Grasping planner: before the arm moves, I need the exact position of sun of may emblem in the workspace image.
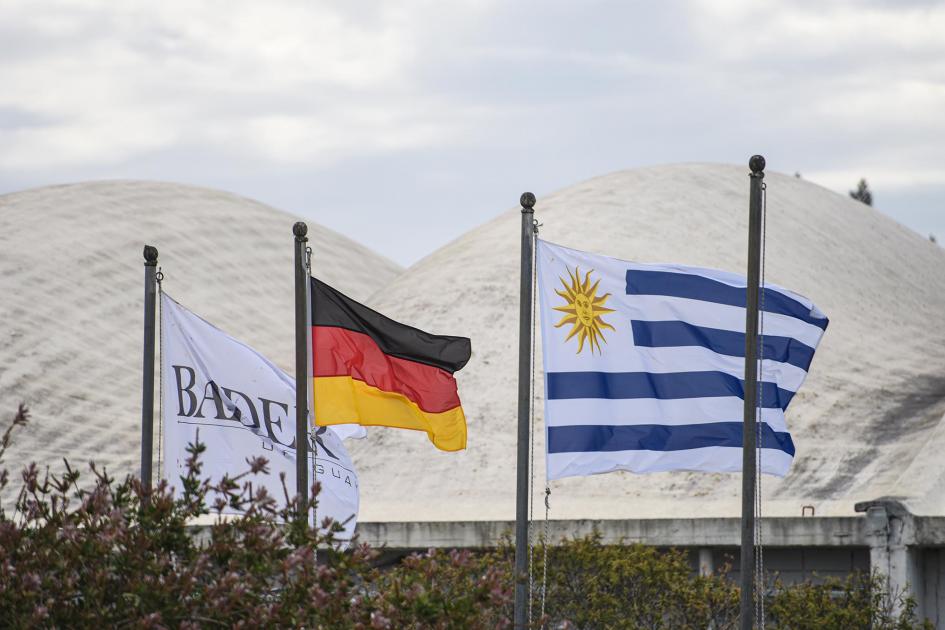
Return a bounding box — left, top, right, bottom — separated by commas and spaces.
553, 267, 616, 354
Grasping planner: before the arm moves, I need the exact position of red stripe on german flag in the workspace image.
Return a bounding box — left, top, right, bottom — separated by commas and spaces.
310, 278, 471, 451
314, 327, 462, 413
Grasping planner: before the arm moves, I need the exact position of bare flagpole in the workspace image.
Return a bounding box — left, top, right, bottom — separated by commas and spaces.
293, 222, 310, 524
141, 245, 159, 499
740, 154, 766, 629
514, 192, 537, 629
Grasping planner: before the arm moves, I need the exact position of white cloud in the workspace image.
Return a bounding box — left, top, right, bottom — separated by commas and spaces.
690, 0, 945, 58
0, 0, 495, 167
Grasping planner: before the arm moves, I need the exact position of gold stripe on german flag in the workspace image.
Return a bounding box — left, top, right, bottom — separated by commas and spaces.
310, 278, 471, 451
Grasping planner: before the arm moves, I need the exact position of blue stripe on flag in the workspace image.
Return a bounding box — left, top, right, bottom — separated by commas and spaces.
547, 422, 795, 456
630, 320, 816, 372
626, 270, 828, 330
546, 371, 795, 410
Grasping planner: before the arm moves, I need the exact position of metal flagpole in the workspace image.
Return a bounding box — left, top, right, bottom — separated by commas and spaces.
141, 244, 159, 498
141, 245, 157, 495
514, 191, 537, 629
293, 222, 310, 524
740, 154, 766, 629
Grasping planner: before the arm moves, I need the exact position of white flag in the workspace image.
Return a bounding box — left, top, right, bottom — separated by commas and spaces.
160, 293, 359, 540
537, 239, 828, 481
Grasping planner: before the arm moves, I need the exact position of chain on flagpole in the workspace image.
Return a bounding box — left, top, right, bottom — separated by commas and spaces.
306, 244, 318, 558
541, 486, 550, 625
529, 218, 552, 629
156, 268, 165, 484
527, 218, 539, 626
525, 215, 552, 629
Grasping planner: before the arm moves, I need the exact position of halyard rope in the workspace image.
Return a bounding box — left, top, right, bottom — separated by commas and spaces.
306, 246, 318, 560
156, 269, 164, 485
531, 220, 552, 628
541, 486, 550, 626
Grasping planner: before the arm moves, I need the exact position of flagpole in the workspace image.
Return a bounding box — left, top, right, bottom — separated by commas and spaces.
740, 154, 765, 629
514, 191, 536, 629
140, 245, 158, 498
293, 222, 310, 524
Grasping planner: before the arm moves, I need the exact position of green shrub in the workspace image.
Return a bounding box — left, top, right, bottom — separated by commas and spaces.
768, 572, 932, 630
534, 535, 739, 628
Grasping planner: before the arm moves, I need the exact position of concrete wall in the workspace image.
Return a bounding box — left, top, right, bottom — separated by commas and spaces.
355, 516, 869, 549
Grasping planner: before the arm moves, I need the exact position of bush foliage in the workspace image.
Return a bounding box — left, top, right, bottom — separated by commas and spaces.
0, 406, 933, 628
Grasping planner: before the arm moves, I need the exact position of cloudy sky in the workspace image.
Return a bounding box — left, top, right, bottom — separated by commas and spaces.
1, 0, 942, 265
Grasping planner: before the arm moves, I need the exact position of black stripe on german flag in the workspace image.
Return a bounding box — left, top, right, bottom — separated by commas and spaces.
311, 278, 470, 373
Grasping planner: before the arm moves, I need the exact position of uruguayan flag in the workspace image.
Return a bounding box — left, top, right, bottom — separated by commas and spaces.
537, 239, 828, 480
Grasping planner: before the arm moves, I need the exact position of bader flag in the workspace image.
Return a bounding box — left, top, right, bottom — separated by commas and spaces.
536, 239, 828, 480
161, 293, 360, 539
311, 277, 471, 451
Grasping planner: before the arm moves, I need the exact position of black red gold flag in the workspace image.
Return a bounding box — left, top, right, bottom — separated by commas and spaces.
310, 278, 471, 451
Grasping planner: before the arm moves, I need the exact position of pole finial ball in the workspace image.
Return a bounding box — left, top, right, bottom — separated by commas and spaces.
293, 222, 308, 238
749, 155, 766, 174
520, 192, 536, 210
143, 245, 159, 263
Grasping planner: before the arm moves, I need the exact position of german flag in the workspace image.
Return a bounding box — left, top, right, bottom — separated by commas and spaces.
310, 277, 471, 451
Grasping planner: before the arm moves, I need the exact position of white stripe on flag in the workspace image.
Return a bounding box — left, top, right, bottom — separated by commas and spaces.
545, 397, 789, 432
623, 295, 825, 349
547, 447, 793, 479
543, 334, 813, 391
